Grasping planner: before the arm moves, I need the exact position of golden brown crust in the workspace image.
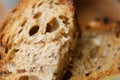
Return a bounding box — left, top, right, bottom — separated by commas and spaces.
0, 2, 24, 75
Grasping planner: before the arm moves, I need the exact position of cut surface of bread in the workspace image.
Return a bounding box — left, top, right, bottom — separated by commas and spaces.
69, 18, 120, 80
0, 0, 76, 80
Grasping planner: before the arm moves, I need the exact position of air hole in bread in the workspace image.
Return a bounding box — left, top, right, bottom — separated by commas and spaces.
5, 47, 8, 53
85, 72, 91, 76
32, 3, 36, 8
29, 26, 39, 36
21, 19, 27, 27
14, 49, 19, 52
59, 15, 69, 25
29, 75, 39, 80
18, 29, 23, 34
37, 1, 43, 7
46, 18, 59, 33
33, 12, 42, 19
62, 70, 72, 80
18, 75, 29, 80
6, 36, 10, 45
8, 49, 19, 60
107, 44, 111, 47
118, 67, 120, 70
97, 66, 101, 70
103, 17, 110, 24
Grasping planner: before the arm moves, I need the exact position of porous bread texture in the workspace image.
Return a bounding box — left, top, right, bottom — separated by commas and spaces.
70, 19, 120, 80
0, 0, 76, 80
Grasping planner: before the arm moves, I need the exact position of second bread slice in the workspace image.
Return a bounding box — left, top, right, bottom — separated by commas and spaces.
70, 18, 120, 80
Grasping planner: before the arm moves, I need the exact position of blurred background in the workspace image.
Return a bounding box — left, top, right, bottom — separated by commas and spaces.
76, 0, 120, 26
0, 0, 18, 23
1, 0, 18, 11
0, 0, 120, 25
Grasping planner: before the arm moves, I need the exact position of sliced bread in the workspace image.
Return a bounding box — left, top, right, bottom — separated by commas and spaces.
70, 18, 120, 80
0, 0, 76, 80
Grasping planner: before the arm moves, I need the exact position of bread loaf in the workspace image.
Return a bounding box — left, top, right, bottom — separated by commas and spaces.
70, 18, 120, 80
0, 0, 76, 80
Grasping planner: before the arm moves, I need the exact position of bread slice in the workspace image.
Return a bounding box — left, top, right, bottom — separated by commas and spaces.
69, 18, 120, 80
0, 0, 76, 80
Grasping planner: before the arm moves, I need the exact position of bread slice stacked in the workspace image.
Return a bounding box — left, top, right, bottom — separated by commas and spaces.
70, 18, 120, 80
0, 0, 76, 80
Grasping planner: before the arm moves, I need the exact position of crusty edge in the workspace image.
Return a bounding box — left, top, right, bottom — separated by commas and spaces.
0, 1, 24, 79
